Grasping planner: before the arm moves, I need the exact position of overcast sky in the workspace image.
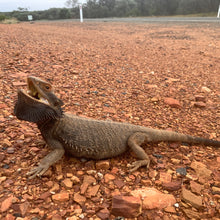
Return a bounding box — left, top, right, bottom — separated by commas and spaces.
0, 0, 86, 12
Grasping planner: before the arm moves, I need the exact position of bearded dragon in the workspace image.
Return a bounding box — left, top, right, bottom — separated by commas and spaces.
14, 76, 220, 179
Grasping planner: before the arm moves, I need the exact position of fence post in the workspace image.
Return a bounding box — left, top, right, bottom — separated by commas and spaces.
79, 4, 83, 23
217, 4, 220, 18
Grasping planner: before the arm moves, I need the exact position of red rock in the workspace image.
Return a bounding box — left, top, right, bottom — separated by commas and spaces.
83, 175, 96, 184
2, 139, 11, 147
1, 195, 14, 212
29, 147, 41, 152
86, 184, 100, 198
151, 97, 160, 102
97, 208, 110, 220
190, 181, 203, 194
40, 191, 51, 200
182, 208, 201, 219
149, 170, 158, 179
193, 102, 206, 108
20, 201, 30, 217
4, 214, 15, 220
181, 187, 203, 209
73, 193, 86, 206
62, 178, 73, 189
144, 192, 175, 209
7, 147, 15, 154
96, 160, 110, 170
10, 203, 20, 213
111, 195, 142, 218
164, 206, 176, 213
80, 175, 96, 194
190, 161, 212, 183
45, 181, 54, 188
50, 183, 60, 192
131, 187, 176, 209
114, 179, 126, 189
22, 194, 33, 201
195, 95, 206, 102
159, 172, 172, 183
212, 186, 220, 194
30, 208, 41, 214
164, 98, 181, 108
52, 192, 69, 202
80, 184, 88, 195
104, 173, 115, 183
71, 175, 80, 184
66, 173, 73, 178
171, 158, 181, 164
162, 181, 182, 191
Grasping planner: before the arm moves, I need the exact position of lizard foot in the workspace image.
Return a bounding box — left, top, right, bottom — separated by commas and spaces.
128, 160, 150, 172
26, 164, 50, 179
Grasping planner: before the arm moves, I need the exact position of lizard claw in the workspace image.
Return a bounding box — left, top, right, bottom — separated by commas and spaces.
26, 164, 50, 179
128, 160, 150, 172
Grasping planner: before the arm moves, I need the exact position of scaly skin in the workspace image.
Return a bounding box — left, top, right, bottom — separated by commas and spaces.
14, 76, 220, 179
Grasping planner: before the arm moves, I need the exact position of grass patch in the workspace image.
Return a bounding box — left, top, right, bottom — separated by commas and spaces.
1, 18, 19, 24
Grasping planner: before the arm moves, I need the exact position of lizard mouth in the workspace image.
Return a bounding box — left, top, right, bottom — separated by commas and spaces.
19, 78, 49, 104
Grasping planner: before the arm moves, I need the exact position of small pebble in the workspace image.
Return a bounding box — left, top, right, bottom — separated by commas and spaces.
97, 172, 104, 179
176, 167, 187, 176
79, 214, 85, 219
174, 203, 179, 208
7, 147, 15, 154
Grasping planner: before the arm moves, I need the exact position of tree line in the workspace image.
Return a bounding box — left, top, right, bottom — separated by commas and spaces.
0, 8, 71, 21
1, 0, 219, 21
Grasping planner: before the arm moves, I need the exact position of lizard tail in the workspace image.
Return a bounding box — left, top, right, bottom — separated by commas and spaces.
149, 129, 220, 148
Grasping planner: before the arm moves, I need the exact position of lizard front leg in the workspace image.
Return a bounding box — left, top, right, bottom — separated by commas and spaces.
27, 140, 65, 179
127, 132, 151, 172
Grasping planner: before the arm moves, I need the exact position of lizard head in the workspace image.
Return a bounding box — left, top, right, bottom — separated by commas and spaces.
14, 76, 64, 123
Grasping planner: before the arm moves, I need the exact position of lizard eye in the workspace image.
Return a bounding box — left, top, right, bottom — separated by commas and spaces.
45, 85, 50, 90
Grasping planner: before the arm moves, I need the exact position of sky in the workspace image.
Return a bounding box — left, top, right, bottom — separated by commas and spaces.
0, 0, 86, 12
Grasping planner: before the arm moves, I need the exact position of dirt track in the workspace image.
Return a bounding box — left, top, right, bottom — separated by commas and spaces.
0, 21, 220, 219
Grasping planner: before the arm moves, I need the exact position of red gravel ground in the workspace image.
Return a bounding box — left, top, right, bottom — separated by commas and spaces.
0, 21, 220, 219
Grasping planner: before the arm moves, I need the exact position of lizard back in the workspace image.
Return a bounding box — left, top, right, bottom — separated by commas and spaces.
54, 113, 145, 159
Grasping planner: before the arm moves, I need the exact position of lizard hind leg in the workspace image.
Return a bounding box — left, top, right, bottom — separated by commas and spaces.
127, 132, 151, 172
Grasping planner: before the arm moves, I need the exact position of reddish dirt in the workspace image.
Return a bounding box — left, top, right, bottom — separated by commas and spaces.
0, 21, 220, 219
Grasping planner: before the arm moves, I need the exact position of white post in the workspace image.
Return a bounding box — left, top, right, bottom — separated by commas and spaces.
79, 4, 83, 22
217, 4, 220, 18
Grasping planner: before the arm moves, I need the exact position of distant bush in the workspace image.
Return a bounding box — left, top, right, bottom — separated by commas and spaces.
0, 14, 8, 21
